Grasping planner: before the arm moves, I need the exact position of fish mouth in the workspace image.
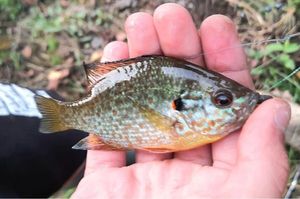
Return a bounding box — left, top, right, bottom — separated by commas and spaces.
248, 92, 273, 107
257, 94, 273, 104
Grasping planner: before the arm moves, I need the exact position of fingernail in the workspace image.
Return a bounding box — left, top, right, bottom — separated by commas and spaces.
206, 15, 235, 34
274, 99, 291, 133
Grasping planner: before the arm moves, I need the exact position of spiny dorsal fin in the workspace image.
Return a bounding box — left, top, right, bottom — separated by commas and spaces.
83, 61, 124, 87
83, 55, 161, 88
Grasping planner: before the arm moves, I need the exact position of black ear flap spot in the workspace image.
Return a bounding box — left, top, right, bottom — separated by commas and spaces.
171, 98, 184, 111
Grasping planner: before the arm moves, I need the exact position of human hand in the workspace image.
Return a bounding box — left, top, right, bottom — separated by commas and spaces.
72, 3, 291, 198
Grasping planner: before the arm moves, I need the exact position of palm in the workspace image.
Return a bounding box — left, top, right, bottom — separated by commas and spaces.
72, 3, 290, 198
74, 159, 228, 198
73, 129, 287, 198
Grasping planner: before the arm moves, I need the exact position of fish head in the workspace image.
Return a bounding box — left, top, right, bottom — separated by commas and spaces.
170, 77, 270, 136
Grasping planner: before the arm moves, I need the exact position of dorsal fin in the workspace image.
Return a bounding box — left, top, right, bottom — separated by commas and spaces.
83, 61, 123, 87
83, 55, 161, 88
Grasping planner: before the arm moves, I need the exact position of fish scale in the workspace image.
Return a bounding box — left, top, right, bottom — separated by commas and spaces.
35, 55, 271, 152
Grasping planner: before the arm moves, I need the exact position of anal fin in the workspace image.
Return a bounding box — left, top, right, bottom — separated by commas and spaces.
72, 134, 125, 151
142, 147, 174, 153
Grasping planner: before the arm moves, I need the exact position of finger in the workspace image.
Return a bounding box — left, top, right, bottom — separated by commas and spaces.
101, 41, 129, 62
85, 41, 129, 175
199, 14, 254, 88
153, 3, 203, 65
125, 12, 172, 162
199, 15, 253, 168
230, 99, 290, 197
153, 3, 211, 165
125, 12, 161, 57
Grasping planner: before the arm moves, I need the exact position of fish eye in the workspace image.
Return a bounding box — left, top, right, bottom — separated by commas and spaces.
212, 90, 233, 108
172, 98, 184, 111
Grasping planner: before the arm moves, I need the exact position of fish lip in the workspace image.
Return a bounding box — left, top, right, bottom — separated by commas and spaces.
257, 94, 273, 104
248, 92, 272, 107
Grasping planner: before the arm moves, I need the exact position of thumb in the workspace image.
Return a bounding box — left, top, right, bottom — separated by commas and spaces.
238, 98, 291, 162
234, 98, 291, 197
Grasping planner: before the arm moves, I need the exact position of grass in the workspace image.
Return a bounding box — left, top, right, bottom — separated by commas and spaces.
249, 40, 300, 102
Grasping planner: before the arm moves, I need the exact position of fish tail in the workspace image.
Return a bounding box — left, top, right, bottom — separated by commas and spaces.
35, 95, 69, 133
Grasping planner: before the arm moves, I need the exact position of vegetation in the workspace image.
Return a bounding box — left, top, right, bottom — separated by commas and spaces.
0, 0, 113, 99
250, 40, 300, 102
226, 0, 300, 103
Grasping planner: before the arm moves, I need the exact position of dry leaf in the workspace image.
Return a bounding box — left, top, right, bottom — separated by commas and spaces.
47, 69, 70, 90
21, 45, 32, 58
90, 50, 103, 62
296, 71, 300, 79
0, 36, 12, 50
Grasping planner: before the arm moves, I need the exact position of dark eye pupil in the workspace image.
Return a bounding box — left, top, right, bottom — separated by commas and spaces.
216, 95, 230, 105
213, 90, 233, 107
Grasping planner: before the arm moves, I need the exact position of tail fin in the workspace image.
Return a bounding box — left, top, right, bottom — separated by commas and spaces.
35, 95, 69, 133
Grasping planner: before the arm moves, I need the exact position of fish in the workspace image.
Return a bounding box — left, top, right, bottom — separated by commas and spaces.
35, 55, 272, 153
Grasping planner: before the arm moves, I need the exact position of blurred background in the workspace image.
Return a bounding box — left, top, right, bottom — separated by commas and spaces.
0, 0, 299, 198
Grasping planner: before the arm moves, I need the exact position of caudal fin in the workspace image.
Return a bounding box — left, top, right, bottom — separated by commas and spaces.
35, 95, 69, 133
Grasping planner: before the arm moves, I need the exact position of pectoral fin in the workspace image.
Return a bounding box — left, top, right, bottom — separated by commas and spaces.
72, 134, 125, 151
135, 103, 176, 134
